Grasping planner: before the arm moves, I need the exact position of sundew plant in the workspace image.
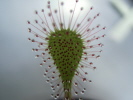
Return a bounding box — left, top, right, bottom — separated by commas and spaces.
27, 0, 106, 100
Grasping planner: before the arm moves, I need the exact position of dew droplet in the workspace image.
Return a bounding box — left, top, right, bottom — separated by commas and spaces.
82, 78, 87, 82
40, 63, 43, 66
46, 80, 49, 83
43, 73, 47, 77
51, 94, 54, 97
43, 60, 46, 63
83, 88, 86, 91
28, 28, 31, 32
35, 55, 39, 58
75, 92, 78, 95
81, 91, 85, 94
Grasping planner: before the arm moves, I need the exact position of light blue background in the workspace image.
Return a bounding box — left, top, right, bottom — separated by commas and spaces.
0, 0, 133, 100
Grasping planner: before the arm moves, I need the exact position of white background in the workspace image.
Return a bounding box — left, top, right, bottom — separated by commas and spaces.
0, 0, 133, 100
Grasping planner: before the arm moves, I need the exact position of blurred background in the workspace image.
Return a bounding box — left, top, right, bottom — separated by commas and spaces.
0, 0, 133, 100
